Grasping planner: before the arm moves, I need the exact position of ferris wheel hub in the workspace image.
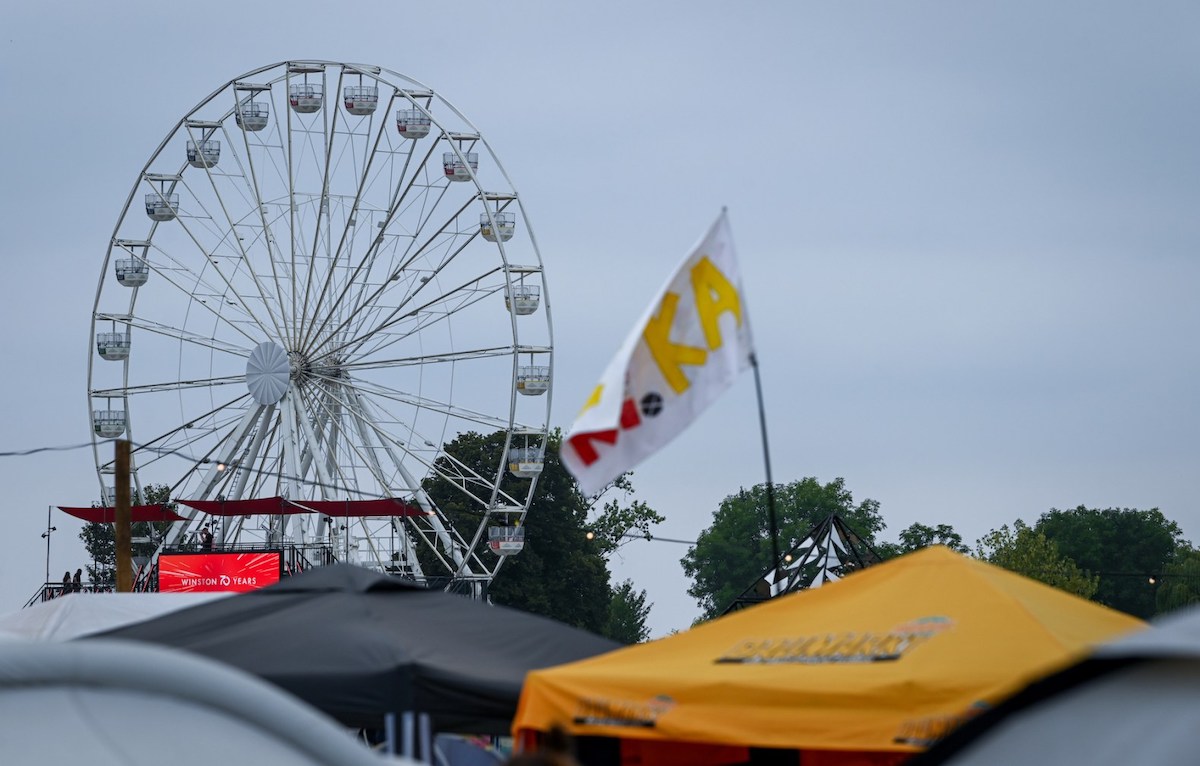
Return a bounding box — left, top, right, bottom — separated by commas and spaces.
246, 341, 290, 405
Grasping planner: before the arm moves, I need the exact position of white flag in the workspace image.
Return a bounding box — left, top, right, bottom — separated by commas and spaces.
562, 210, 754, 496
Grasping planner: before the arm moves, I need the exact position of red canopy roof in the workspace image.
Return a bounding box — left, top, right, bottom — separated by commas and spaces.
58, 505, 187, 523
178, 497, 426, 517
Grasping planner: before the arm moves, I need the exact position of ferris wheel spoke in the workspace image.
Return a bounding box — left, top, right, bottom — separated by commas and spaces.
104, 392, 253, 477
299, 138, 444, 353
97, 313, 251, 359
338, 344, 515, 371
339, 386, 489, 571
142, 241, 267, 348
91, 373, 246, 398
226, 86, 296, 346
341, 194, 478, 330
335, 268, 506, 361
294, 66, 346, 352
299, 88, 400, 354
185, 122, 290, 340
148, 180, 279, 340
339, 377, 517, 434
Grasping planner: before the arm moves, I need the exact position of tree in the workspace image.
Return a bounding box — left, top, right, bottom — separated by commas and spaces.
1035, 506, 1185, 618
898, 522, 969, 554
875, 522, 969, 559
606, 579, 652, 644
975, 520, 1098, 599
681, 477, 885, 620
422, 429, 661, 636
1155, 547, 1200, 614
80, 483, 176, 585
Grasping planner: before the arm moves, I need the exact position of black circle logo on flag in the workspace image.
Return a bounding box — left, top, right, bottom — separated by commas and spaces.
640, 392, 664, 417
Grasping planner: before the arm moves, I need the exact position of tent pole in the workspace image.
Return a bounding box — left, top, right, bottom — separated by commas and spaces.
384, 712, 396, 756
402, 711, 415, 761
750, 354, 781, 580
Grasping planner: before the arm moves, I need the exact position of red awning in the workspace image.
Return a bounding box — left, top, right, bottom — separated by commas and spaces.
58, 505, 187, 523
290, 498, 426, 517
178, 496, 427, 517
178, 497, 302, 516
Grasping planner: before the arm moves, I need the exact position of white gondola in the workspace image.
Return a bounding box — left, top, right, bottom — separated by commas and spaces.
235, 101, 269, 131
289, 83, 323, 114
343, 85, 378, 116
480, 212, 515, 242
186, 140, 220, 169
114, 258, 149, 287
395, 109, 431, 139
92, 410, 127, 438
144, 192, 178, 222
442, 152, 478, 182
96, 332, 130, 361
504, 284, 540, 315
488, 525, 525, 555
105, 486, 141, 505
516, 365, 550, 396
508, 447, 544, 478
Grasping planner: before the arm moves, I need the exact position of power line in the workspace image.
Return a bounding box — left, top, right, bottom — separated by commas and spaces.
0, 442, 94, 457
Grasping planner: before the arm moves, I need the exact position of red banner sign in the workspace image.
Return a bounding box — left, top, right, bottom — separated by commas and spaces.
158, 552, 281, 593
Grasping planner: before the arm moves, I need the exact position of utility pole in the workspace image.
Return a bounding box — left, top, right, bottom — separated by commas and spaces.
115, 439, 132, 592
40, 505, 56, 598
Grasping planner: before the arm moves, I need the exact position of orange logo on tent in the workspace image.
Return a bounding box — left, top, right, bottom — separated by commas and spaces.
715, 617, 956, 665
572, 695, 676, 729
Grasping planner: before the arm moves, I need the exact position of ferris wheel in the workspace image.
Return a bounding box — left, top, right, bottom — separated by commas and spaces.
87, 61, 552, 591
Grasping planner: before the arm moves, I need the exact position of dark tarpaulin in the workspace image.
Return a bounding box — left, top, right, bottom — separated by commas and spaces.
88, 564, 621, 733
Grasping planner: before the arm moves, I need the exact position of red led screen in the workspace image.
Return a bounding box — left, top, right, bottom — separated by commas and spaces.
158, 552, 281, 593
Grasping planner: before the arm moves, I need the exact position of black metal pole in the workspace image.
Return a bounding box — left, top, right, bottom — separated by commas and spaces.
750, 353, 781, 575
42, 505, 55, 594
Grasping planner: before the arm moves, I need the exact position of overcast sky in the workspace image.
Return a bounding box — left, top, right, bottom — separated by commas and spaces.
1, 2, 1197, 636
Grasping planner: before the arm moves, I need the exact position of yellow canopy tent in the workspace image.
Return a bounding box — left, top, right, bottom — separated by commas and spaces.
514, 546, 1144, 766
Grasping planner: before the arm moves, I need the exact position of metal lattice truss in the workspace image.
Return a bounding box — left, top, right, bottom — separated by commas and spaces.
724, 514, 883, 614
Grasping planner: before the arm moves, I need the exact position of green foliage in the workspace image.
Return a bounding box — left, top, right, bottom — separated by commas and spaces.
875, 523, 969, 559
975, 520, 1099, 599
79, 483, 176, 584
681, 477, 884, 620
587, 474, 666, 559
1156, 547, 1200, 614
1036, 506, 1184, 618
423, 429, 660, 636
899, 523, 969, 554
605, 579, 652, 644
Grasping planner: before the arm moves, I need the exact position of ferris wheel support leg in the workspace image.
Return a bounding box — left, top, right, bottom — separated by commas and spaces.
164, 403, 267, 548
279, 391, 305, 547
294, 400, 338, 498
228, 404, 274, 503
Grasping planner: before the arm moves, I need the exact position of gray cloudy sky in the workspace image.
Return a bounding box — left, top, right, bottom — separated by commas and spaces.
1, 2, 1197, 635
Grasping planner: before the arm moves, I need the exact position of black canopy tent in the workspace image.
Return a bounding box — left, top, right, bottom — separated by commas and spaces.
89, 565, 621, 738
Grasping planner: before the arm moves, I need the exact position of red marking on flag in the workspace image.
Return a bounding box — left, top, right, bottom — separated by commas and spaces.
569, 429, 618, 466
620, 398, 642, 429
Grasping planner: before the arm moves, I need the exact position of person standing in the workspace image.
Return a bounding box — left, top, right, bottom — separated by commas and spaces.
61, 571, 71, 597
72, 568, 83, 593
199, 526, 214, 552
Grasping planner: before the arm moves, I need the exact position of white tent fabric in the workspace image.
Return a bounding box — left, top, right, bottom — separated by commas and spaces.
0, 592, 230, 641
916, 604, 1200, 766
0, 639, 410, 766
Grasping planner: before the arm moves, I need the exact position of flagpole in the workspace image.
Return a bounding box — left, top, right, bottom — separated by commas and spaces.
749, 352, 781, 577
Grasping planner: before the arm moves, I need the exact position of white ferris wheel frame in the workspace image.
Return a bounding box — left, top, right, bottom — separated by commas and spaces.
86, 60, 553, 590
